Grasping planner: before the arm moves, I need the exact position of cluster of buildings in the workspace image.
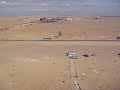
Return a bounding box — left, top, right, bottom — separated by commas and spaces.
38, 17, 72, 23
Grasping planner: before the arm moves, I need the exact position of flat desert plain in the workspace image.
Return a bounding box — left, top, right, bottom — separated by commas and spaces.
0, 16, 120, 40
0, 17, 120, 90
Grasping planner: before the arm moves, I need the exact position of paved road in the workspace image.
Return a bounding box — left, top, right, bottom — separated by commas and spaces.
0, 40, 120, 45
40, 41, 120, 45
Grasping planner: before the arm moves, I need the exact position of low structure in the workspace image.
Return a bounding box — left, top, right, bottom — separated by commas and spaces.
42, 38, 52, 40
66, 18, 72, 21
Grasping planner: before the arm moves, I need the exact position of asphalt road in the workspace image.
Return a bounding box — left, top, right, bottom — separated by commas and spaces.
0, 40, 120, 45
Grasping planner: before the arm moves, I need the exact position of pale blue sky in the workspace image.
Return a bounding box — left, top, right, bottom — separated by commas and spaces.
0, 0, 120, 16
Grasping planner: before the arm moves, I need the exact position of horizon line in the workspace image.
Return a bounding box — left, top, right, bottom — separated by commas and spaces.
0, 15, 120, 18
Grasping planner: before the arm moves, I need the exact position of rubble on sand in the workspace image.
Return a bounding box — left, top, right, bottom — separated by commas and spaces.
91, 53, 96, 56
0, 27, 9, 31
82, 54, 89, 57
116, 37, 120, 40
82, 53, 96, 57
117, 53, 120, 56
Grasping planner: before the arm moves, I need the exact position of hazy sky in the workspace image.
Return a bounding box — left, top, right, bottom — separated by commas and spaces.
0, 0, 120, 16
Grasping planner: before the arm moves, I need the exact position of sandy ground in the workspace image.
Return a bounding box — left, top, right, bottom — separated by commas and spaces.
0, 16, 120, 90
0, 41, 120, 90
0, 16, 120, 40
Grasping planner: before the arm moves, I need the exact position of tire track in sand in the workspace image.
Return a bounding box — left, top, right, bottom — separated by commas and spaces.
68, 60, 82, 90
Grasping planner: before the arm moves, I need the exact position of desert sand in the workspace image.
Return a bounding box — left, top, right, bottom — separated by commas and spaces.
0, 16, 120, 40
0, 16, 120, 90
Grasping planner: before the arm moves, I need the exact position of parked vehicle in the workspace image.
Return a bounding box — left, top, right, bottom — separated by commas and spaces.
66, 52, 78, 59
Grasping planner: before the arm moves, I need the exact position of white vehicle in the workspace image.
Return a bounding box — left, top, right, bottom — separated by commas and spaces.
66, 52, 78, 59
